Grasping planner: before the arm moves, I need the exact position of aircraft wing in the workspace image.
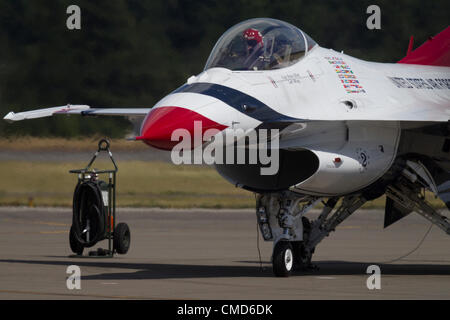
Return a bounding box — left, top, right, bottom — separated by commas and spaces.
3, 104, 150, 123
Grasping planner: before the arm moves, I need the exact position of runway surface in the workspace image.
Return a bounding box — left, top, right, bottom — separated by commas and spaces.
0, 207, 449, 299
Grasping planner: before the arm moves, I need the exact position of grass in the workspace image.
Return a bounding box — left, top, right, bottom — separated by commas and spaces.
0, 159, 444, 209
0, 137, 445, 209
0, 160, 254, 208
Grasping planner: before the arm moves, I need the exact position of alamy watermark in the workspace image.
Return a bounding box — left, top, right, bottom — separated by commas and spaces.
366, 265, 381, 290
66, 5, 81, 30
366, 5, 381, 30
170, 121, 280, 176
66, 265, 81, 290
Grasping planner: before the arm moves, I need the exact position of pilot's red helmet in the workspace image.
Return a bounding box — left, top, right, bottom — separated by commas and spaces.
243, 28, 264, 47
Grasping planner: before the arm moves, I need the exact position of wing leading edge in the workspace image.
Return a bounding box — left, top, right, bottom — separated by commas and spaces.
3, 104, 151, 123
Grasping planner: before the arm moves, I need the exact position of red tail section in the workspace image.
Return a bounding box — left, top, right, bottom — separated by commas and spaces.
398, 26, 450, 67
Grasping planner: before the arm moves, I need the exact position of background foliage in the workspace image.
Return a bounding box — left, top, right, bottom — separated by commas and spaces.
0, 0, 448, 137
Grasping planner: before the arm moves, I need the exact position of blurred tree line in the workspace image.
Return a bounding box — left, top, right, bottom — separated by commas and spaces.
0, 0, 448, 137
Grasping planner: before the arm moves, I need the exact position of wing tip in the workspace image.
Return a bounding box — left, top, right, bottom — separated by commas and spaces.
3, 111, 18, 123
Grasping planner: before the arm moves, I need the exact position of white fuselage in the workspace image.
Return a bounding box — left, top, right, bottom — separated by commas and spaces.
151, 45, 450, 196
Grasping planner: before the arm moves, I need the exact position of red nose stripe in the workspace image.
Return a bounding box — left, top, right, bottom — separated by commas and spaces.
136, 106, 227, 150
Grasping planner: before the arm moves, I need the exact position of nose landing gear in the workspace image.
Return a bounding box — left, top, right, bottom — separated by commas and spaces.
257, 192, 367, 277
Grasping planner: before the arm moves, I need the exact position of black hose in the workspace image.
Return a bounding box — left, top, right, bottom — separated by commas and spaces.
72, 180, 106, 248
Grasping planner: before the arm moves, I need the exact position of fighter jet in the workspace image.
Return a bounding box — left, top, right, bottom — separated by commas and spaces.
4, 18, 450, 276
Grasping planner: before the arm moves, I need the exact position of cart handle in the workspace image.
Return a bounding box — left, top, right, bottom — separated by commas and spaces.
70, 138, 118, 174
98, 139, 110, 152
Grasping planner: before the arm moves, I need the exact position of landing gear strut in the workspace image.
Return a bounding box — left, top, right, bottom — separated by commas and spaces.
256, 159, 450, 277
386, 182, 450, 235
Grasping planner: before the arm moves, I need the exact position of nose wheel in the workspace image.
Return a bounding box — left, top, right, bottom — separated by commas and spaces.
272, 241, 294, 277
272, 241, 314, 277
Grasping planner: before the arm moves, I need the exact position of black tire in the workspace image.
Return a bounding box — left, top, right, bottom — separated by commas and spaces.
273, 241, 294, 277
113, 223, 130, 254
69, 225, 84, 256
72, 181, 107, 248
292, 217, 314, 270
292, 242, 313, 271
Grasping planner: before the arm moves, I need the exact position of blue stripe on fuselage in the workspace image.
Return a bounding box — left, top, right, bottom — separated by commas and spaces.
173, 82, 299, 123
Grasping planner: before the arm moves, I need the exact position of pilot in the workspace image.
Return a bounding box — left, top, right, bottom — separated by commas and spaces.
242, 28, 265, 69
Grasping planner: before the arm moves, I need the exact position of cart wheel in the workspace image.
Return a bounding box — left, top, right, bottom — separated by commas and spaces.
113, 223, 130, 254
69, 226, 84, 256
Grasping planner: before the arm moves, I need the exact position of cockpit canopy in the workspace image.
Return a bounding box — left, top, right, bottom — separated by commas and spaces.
204, 18, 317, 71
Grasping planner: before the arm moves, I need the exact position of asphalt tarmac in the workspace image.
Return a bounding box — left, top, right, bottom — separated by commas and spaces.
0, 207, 448, 299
